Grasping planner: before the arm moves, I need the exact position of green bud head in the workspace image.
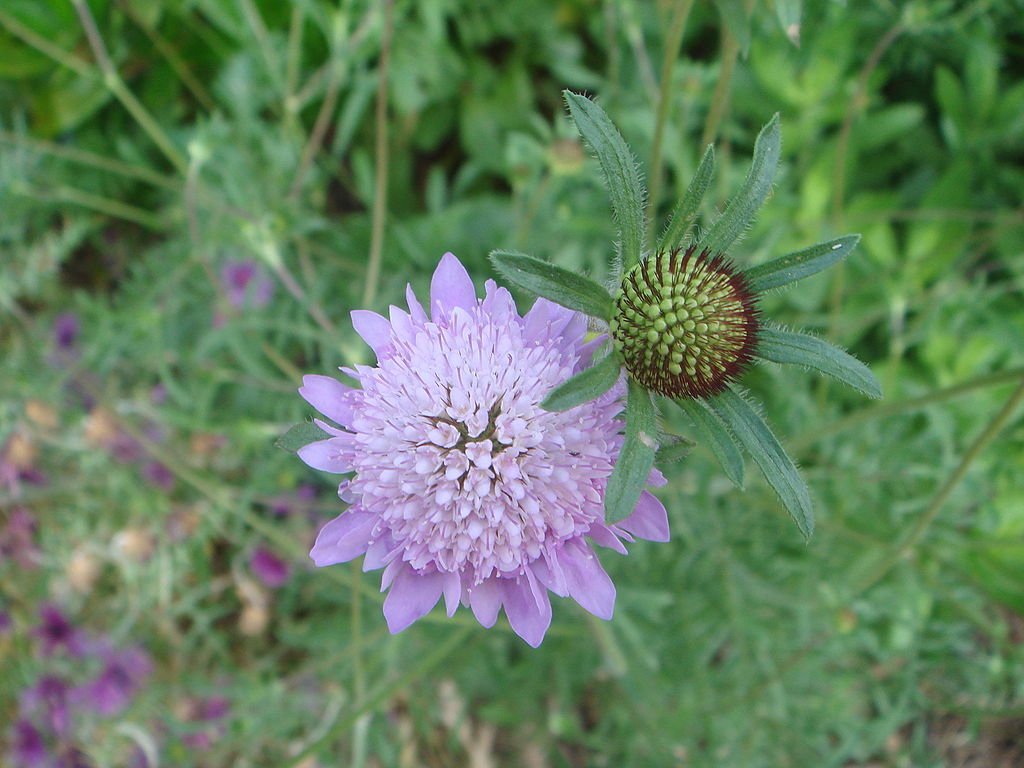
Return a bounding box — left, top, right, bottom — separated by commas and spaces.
611, 247, 760, 398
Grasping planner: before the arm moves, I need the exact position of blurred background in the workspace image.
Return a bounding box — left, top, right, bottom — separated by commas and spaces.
2, 0, 1024, 765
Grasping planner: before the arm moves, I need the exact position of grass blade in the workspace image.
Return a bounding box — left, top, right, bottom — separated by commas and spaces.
542, 352, 622, 412
707, 386, 814, 539
564, 91, 646, 273
700, 114, 780, 256
744, 235, 860, 292
490, 250, 614, 320
605, 382, 657, 524
757, 325, 882, 399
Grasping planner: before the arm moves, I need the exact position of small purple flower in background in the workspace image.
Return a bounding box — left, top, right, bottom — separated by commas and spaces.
296, 253, 669, 647
72, 646, 152, 716
0, 609, 12, 634
20, 675, 73, 736
33, 605, 85, 657
221, 260, 274, 310
53, 313, 80, 352
141, 461, 175, 491
179, 695, 230, 750
9, 719, 47, 767
1, 508, 41, 568
249, 547, 291, 588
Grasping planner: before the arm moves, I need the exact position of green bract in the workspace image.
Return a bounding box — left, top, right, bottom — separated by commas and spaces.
492, 91, 881, 537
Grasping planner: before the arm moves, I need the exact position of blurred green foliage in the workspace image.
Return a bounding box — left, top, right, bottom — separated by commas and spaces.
1, 0, 1023, 765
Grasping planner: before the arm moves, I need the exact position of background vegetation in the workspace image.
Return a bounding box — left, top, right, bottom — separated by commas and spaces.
2, 0, 1023, 765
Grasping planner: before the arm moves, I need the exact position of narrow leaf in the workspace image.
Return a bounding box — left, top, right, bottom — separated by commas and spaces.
542, 351, 622, 412
707, 387, 814, 539
743, 235, 860, 292
700, 114, 781, 256
277, 422, 329, 453
756, 325, 882, 399
490, 250, 614, 320
675, 397, 745, 488
605, 382, 657, 524
654, 434, 696, 468
658, 144, 715, 252
563, 91, 646, 273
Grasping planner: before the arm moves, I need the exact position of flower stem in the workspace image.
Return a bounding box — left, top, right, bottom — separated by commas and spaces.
646, 0, 696, 246
362, 0, 394, 307
700, 23, 739, 148
850, 376, 1024, 596
70, 0, 189, 175
792, 367, 1024, 449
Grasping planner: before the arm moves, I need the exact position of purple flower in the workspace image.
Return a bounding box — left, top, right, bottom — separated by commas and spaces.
53, 313, 80, 352
0, 609, 12, 634
19, 676, 73, 737
72, 646, 151, 717
141, 461, 175, 491
33, 605, 84, 657
249, 547, 291, 588
296, 253, 669, 647
9, 719, 47, 767
1, 508, 40, 568
180, 696, 230, 751
221, 260, 274, 310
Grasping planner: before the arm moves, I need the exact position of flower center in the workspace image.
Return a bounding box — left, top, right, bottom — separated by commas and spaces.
609, 247, 759, 398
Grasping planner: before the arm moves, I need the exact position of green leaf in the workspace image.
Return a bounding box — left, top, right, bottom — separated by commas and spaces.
743, 235, 860, 292
563, 91, 646, 273
489, 250, 614, 320
773, 0, 802, 46
605, 382, 658, 524
658, 144, 714, 252
707, 387, 814, 540
542, 351, 622, 411
654, 434, 696, 468
675, 397, 745, 488
700, 114, 781, 256
277, 422, 329, 453
716, 0, 752, 56
756, 325, 882, 399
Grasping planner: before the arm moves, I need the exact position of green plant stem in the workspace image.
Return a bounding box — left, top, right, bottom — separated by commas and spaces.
68, 0, 188, 175
826, 21, 905, 344
646, 0, 695, 246
731, 374, 1024, 714
239, 0, 285, 99
290, 22, 345, 198
26, 185, 167, 230
362, 0, 393, 307
700, 24, 739, 147
287, 627, 473, 766
0, 9, 92, 78
850, 376, 1024, 596
792, 367, 1024, 449
0, 131, 177, 189
118, 0, 215, 111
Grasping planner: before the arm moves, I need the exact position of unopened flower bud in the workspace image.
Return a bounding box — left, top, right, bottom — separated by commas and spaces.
610, 247, 759, 398
84, 408, 120, 448
4, 432, 37, 470
238, 603, 270, 636
67, 549, 102, 594
25, 400, 58, 430
113, 528, 155, 562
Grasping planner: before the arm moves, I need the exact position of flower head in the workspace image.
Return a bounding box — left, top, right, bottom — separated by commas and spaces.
610, 246, 759, 398
221, 260, 274, 310
71, 646, 152, 716
297, 253, 668, 646
249, 547, 291, 588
